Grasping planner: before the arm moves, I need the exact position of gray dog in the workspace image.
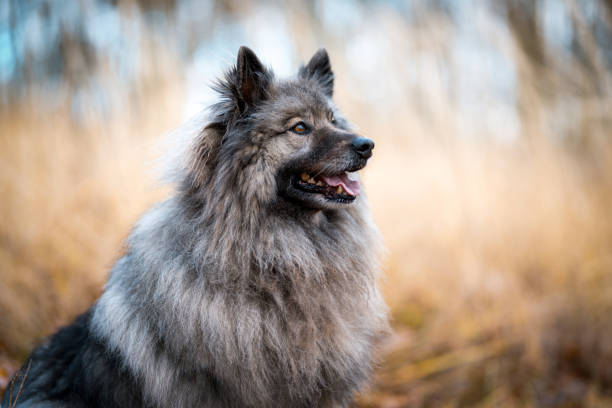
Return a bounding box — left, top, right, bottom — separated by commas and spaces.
1, 47, 388, 408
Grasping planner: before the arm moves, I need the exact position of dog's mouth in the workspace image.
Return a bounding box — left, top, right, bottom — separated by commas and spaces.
293, 171, 361, 203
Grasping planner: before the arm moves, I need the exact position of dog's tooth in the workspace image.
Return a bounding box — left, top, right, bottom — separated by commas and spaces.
336, 186, 343, 194
308, 178, 316, 184
316, 180, 323, 186
300, 172, 309, 181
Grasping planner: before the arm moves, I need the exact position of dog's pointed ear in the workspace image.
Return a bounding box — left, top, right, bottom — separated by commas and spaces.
234, 46, 271, 112
299, 48, 334, 97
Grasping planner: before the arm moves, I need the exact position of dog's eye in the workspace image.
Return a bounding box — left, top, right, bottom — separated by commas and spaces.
291, 122, 309, 134
328, 112, 337, 125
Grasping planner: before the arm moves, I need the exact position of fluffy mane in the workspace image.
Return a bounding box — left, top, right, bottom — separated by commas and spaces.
90, 49, 388, 407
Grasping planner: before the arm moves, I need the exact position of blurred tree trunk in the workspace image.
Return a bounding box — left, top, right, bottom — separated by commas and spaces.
567, 0, 611, 154
505, 0, 547, 142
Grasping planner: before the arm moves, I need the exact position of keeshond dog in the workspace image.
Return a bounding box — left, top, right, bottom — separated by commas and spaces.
2, 47, 388, 408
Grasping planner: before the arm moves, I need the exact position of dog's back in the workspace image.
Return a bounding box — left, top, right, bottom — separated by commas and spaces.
1, 311, 144, 407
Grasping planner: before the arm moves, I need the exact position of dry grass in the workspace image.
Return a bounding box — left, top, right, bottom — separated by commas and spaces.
0, 84, 180, 361
357, 136, 612, 407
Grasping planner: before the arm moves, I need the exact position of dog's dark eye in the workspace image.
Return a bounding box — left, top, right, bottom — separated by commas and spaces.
291, 122, 309, 134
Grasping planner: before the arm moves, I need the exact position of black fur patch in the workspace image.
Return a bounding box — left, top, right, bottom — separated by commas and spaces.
1, 311, 146, 407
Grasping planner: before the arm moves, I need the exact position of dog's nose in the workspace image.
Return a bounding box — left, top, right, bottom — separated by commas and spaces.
352, 137, 374, 158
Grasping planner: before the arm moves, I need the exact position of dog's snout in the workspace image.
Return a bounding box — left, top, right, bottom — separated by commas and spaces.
351, 137, 374, 158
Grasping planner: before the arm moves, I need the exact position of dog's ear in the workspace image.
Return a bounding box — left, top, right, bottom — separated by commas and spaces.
299, 49, 334, 97
233, 46, 271, 113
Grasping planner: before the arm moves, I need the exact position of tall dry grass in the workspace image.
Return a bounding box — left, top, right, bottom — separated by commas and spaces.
358, 136, 612, 407
0, 82, 180, 375
347, 8, 612, 404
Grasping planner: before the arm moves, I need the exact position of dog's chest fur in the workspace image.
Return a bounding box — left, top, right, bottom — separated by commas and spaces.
92, 197, 386, 407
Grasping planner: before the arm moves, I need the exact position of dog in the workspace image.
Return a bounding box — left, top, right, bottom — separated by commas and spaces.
1, 46, 388, 408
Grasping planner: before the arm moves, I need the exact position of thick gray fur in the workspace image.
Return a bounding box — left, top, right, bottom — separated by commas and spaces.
1, 46, 388, 408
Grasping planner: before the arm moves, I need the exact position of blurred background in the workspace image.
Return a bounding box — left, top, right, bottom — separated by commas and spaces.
1, 0, 611, 406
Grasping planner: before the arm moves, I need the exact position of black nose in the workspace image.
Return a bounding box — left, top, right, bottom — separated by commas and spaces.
352, 137, 374, 158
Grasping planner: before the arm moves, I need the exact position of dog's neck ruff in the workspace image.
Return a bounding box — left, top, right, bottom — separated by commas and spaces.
91, 189, 386, 407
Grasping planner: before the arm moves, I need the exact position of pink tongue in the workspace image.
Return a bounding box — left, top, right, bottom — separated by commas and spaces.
321, 173, 361, 196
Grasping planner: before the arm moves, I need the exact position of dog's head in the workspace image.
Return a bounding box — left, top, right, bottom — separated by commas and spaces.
189, 46, 374, 212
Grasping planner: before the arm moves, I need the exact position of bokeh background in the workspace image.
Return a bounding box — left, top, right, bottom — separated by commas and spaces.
1, 0, 611, 406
